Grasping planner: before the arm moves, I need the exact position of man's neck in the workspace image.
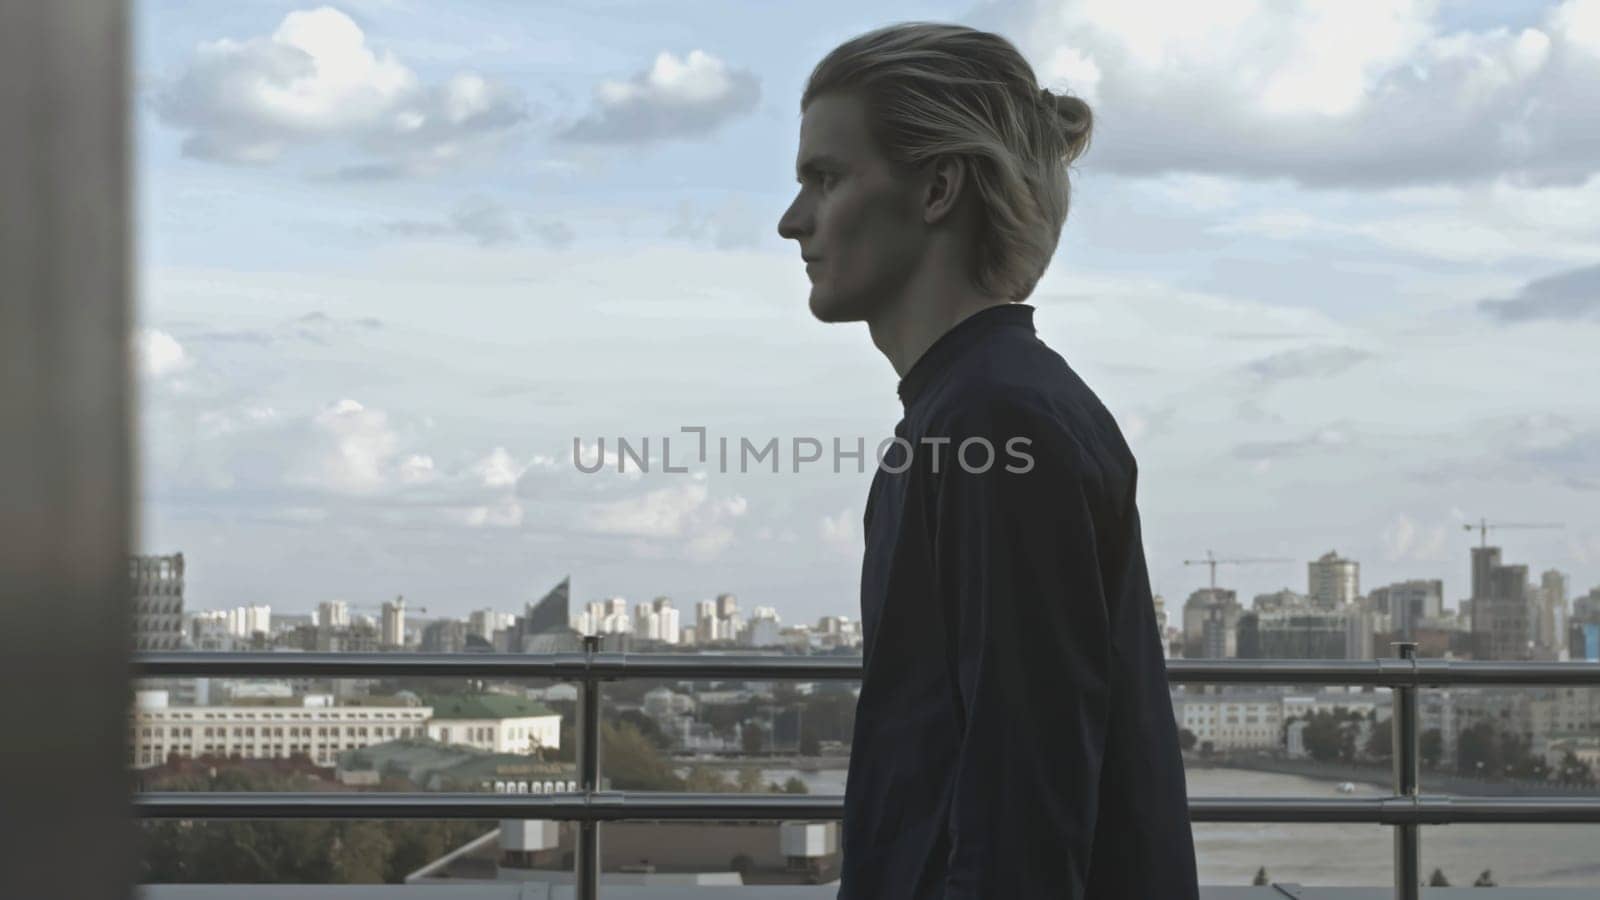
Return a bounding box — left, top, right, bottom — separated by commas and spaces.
867, 290, 1012, 380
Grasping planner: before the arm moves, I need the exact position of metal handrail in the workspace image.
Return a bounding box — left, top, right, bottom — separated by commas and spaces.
132, 643, 1600, 900
134, 650, 1600, 685
135, 791, 1600, 825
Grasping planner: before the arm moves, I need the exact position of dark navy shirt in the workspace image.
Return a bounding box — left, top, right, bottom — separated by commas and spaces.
837, 302, 1199, 899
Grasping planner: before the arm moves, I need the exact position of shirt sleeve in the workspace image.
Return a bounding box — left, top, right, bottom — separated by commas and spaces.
929, 409, 1113, 899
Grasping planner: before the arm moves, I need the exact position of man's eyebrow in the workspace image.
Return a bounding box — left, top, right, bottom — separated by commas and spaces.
796, 154, 846, 178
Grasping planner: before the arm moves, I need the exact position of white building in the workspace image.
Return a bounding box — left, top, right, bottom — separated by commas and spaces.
576, 597, 632, 636
129, 690, 430, 768
130, 553, 185, 651
189, 605, 271, 641
1308, 550, 1360, 611
317, 600, 349, 629
1174, 693, 1286, 751
381, 596, 407, 647
468, 608, 516, 641
1174, 690, 1392, 752
632, 596, 681, 643
745, 607, 783, 647
425, 694, 563, 755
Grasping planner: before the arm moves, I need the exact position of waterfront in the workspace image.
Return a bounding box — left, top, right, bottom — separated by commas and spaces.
721, 765, 1600, 888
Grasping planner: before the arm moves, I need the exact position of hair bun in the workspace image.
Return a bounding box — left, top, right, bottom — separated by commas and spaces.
1039, 86, 1093, 163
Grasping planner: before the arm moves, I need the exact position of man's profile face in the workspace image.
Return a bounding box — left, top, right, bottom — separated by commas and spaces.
778, 91, 927, 324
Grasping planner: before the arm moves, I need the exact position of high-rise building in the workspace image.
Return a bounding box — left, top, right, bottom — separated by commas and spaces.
1252, 589, 1306, 613
380, 596, 407, 648
1538, 569, 1569, 653
1183, 588, 1239, 659
421, 619, 467, 653
1368, 580, 1443, 640
1237, 610, 1349, 660
130, 553, 186, 650
1473, 555, 1533, 660
1307, 550, 1359, 611
1575, 588, 1600, 626
1201, 604, 1237, 659
317, 600, 349, 630
1570, 622, 1600, 662
513, 577, 584, 653
468, 607, 510, 641
1469, 546, 1501, 619
745, 606, 783, 647
630, 596, 680, 644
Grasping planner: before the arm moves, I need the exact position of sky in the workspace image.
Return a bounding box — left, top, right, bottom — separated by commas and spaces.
133, 0, 1600, 625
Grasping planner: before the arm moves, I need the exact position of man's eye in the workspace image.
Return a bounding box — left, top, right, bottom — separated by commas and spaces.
820, 173, 838, 189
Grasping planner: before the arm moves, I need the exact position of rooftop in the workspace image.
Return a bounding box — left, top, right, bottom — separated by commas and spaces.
426, 694, 557, 720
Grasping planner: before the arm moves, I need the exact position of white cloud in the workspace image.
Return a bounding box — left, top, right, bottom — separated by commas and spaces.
665, 195, 766, 250
473, 446, 525, 488
397, 453, 436, 485
457, 495, 524, 528
290, 397, 403, 494
1002, 0, 1600, 187
576, 479, 748, 559
153, 7, 526, 174
384, 197, 575, 248
555, 49, 760, 145
819, 508, 857, 545
137, 328, 192, 378
1381, 512, 1451, 562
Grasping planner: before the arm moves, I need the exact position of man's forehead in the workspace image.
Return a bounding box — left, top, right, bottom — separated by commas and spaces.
796, 94, 871, 172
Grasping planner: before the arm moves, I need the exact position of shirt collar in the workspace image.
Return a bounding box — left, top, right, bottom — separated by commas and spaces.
896, 302, 1036, 409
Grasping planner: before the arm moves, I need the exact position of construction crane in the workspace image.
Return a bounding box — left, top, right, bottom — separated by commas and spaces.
1462, 517, 1563, 548
1182, 549, 1295, 592
346, 596, 428, 616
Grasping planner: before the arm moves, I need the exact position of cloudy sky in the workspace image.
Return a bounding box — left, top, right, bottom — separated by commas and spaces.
134, 0, 1600, 626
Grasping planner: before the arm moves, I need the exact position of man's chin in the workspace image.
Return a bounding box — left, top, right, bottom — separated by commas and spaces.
809, 290, 865, 324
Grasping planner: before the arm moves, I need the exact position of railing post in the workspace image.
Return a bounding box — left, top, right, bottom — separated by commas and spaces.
578, 634, 601, 900
1391, 641, 1419, 900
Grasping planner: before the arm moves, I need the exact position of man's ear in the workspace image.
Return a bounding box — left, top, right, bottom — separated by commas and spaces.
922, 155, 966, 227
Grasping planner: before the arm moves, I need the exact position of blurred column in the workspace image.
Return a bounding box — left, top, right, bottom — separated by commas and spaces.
0, 1, 135, 897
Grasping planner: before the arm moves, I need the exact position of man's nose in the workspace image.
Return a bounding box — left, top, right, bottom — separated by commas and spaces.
777, 199, 807, 241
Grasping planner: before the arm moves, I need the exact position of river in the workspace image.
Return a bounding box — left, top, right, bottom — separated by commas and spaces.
731, 765, 1600, 888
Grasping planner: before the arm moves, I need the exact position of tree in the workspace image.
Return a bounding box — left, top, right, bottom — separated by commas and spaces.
1179, 728, 1198, 752
1364, 718, 1392, 761
1500, 730, 1548, 780
783, 776, 809, 794
1428, 868, 1450, 886
1473, 869, 1496, 886
1301, 711, 1346, 763
1252, 866, 1269, 885
742, 721, 769, 754
736, 766, 765, 793
1557, 751, 1595, 786
682, 765, 732, 792
329, 823, 391, 884
618, 709, 671, 751
599, 720, 683, 790
1420, 728, 1443, 769
137, 764, 493, 885
1456, 721, 1500, 777
1199, 740, 1215, 759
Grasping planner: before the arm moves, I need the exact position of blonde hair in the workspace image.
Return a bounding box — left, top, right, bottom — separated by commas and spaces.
801, 22, 1093, 302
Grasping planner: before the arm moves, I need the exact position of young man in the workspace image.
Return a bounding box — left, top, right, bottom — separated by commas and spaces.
777, 23, 1200, 899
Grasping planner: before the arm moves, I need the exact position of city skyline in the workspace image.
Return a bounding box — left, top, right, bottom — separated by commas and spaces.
142, 537, 1596, 624
133, 0, 1600, 623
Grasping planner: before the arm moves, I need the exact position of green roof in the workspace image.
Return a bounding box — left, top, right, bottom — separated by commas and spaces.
424, 694, 556, 721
